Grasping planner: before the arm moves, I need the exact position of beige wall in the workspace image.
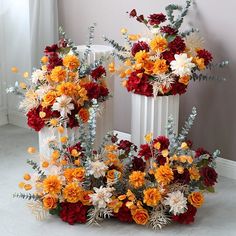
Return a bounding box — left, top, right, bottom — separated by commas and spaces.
58, 0, 235, 161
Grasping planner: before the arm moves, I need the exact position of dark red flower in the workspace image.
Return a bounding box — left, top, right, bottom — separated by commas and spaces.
153, 136, 169, 151
27, 108, 45, 132
172, 204, 197, 224
91, 66, 106, 80
118, 140, 136, 153
148, 13, 166, 25
132, 156, 146, 171
160, 26, 178, 35
47, 53, 63, 70
200, 166, 218, 187
170, 81, 187, 95
116, 203, 133, 223
129, 9, 137, 17
99, 85, 109, 97
136, 15, 145, 23
186, 140, 193, 149
68, 142, 83, 153
195, 148, 210, 158
83, 82, 100, 99
138, 144, 152, 160
156, 155, 167, 165
111, 135, 118, 143
131, 41, 149, 56
197, 49, 213, 66
59, 202, 88, 225
168, 36, 186, 54
160, 51, 175, 64
126, 71, 153, 96
44, 44, 59, 54
174, 169, 191, 184
59, 38, 68, 48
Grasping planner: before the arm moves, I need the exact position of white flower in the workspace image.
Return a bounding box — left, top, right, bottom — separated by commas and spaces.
52, 95, 74, 117
31, 69, 45, 84
170, 53, 195, 77
89, 186, 114, 208
36, 85, 52, 99
164, 190, 187, 215
151, 28, 161, 35
185, 32, 204, 56
138, 37, 151, 44
88, 160, 108, 178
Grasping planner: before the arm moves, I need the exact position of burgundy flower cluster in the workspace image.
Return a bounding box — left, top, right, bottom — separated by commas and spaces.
83, 82, 109, 100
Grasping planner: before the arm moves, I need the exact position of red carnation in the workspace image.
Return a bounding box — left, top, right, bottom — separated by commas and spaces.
99, 85, 109, 97
116, 203, 133, 223
91, 66, 106, 80
118, 140, 137, 153
59, 202, 88, 225
83, 82, 100, 99
197, 49, 213, 66
47, 53, 63, 70
200, 166, 218, 187
172, 204, 197, 224
174, 169, 190, 184
131, 41, 149, 56
136, 15, 145, 23
160, 51, 175, 64
170, 81, 187, 95
138, 144, 152, 160
153, 136, 170, 151
44, 44, 59, 54
27, 108, 45, 132
168, 36, 186, 54
129, 9, 137, 17
195, 148, 210, 158
148, 13, 166, 25
132, 156, 146, 171
156, 155, 167, 165
160, 26, 178, 35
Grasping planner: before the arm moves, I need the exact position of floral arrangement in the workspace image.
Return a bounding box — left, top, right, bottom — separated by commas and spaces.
15, 107, 219, 229
7, 27, 110, 132
105, 0, 228, 97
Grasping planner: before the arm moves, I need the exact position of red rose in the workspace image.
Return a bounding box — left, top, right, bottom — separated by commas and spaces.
116, 203, 133, 223
131, 41, 149, 56
160, 26, 178, 35
132, 156, 146, 172
195, 148, 210, 158
174, 169, 190, 184
59, 202, 88, 225
91, 66, 106, 80
160, 51, 175, 64
138, 144, 152, 160
153, 136, 169, 151
168, 36, 186, 54
172, 204, 197, 224
148, 13, 166, 25
27, 108, 45, 132
197, 49, 213, 66
170, 81, 187, 95
200, 166, 218, 187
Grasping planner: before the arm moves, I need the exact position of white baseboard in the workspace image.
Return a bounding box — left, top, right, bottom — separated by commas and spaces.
0, 109, 8, 126
114, 131, 236, 180
8, 110, 28, 129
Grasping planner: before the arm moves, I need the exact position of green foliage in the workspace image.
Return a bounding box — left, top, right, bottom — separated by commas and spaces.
49, 204, 62, 216
27, 159, 45, 178
103, 36, 127, 52
83, 23, 96, 61
192, 72, 226, 81
13, 193, 39, 201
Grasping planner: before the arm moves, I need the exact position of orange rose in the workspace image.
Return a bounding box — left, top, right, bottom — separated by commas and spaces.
107, 169, 121, 181
179, 75, 190, 85
72, 167, 85, 182
80, 190, 93, 206
131, 208, 149, 225
43, 195, 57, 209
188, 192, 204, 208
78, 108, 90, 123
42, 91, 58, 107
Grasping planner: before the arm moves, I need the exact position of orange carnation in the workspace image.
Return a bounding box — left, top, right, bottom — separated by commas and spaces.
42, 91, 58, 107
50, 66, 66, 83
143, 188, 161, 207
134, 50, 149, 63
153, 59, 169, 74
78, 108, 90, 123
129, 171, 146, 189
155, 164, 174, 185
64, 168, 74, 182
150, 36, 167, 52
43, 195, 57, 209
131, 208, 149, 225
179, 75, 190, 85
43, 175, 61, 195
188, 192, 204, 208
63, 183, 82, 203
63, 54, 80, 70
57, 82, 77, 97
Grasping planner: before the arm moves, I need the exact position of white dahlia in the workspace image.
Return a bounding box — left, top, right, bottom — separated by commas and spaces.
88, 160, 108, 178
52, 95, 74, 118
31, 69, 45, 84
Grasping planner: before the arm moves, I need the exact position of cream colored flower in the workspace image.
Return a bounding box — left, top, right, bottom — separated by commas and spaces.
52, 95, 74, 117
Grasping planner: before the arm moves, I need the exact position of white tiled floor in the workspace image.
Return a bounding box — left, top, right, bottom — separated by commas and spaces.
0, 124, 236, 236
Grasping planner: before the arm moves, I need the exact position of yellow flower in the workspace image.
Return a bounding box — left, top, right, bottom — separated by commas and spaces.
74, 159, 81, 166
189, 166, 200, 181
129, 171, 146, 189
134, 50, 149, 63
73, 167, 85, 182
60, 136, 68, 143
155, 164, 174, 185
57, 82, 77, 97
150, 36, 167, 52
42, 91, 58, 107
41, 56, 49, 64
19, 82, 27, 89
153, 59, 169, 74
120, 28, 128, 34
128, 34, 140, 41
109, 63, 116, 73
154, 142, 161, 150
63, 183, 82, 203
161, 149, 169, 157
143, 188, 161, 207
51, 150, 60, 160
108, 198, 123, 213
43, 175, 61, 195
23, 173, 31, 181
11, 67, 19, 73
188, 192, 204, 208
78, 108, 90, 123
50, 66, 66, 83
27, 146, 36, 154
131, 208, 149, 225
24, 184, 32, 191
42, 161, 49, 168
63, 54, 80, 70
181, 142, 189, 149
194, 57, 206, 70
57, 126, 64, 134
23, 72, 29, 78
43, 195, 57, 209
50, 118, 58, 127
105, 145, 118, 152
18, 182, 25, 189
145, 133, 153, 143
176, 166, 184, 174
179, 75, 190, 85
71, 149, 80, 157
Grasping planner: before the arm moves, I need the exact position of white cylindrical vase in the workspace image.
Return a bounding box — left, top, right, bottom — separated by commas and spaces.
131, 94, 179, 146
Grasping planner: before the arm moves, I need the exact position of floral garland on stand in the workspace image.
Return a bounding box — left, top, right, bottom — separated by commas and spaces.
105, 0, 228, 97
15, 107, 219, 229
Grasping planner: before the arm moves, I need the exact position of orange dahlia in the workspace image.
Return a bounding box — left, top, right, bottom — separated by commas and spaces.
155, 164, 174, 185
129, 171, 146, 189
63, 182, 82, 203
143, 188, 161, 207
43, 175, 61, 195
